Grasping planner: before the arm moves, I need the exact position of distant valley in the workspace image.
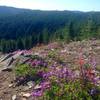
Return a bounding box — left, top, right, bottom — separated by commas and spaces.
0, 6, 100, 52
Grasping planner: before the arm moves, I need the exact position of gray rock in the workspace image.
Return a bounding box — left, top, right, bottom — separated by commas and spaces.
18, 56, 30, 65
12, 95, 17, 100
22, 93, 31, 98
1, 53, 14, 62
27, 81, 35, 89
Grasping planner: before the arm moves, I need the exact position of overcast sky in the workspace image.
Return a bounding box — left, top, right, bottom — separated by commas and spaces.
0, 0, 100, 11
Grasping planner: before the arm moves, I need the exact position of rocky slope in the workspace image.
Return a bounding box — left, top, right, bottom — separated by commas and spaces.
0, 40, 100, 100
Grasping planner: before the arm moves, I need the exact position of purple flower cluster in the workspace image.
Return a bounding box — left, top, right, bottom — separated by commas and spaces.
28, 59, 47, 68
32, 89, 43, 97
13, 43, 100, 98
90, 88, 100, 95
93, 76, 100, 86
89, 55, 97, 69
31, 65, 77, 97
32, 81, 50, 97
38, 66, 76, 82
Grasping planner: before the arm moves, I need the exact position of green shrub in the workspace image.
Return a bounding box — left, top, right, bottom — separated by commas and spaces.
15, 64, 39, 78
48, 50, 57, 58
15, 64, 43, 85
15, 64, 30, 77
45, 81, 92, 100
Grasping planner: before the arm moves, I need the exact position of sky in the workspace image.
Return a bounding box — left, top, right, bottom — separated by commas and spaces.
0, 0, 100, 11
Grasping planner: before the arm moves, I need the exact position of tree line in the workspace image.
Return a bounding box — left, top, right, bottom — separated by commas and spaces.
0, 6, 100, 53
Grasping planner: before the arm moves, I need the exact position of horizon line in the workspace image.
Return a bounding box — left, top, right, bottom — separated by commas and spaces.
0, 5, 100, 13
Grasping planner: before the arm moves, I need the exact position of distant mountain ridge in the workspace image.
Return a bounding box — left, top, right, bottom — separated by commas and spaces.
0, 6, 100, 53
0, 6, 25, 15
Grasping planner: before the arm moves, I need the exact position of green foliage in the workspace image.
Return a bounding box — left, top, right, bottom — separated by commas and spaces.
0, 6, 100, 53
48, 50, 57, 59
15, 64, 37, 77
45, 81, 93, 100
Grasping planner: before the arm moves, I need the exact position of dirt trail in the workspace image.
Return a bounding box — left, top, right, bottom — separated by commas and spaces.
0, 71, 15, 100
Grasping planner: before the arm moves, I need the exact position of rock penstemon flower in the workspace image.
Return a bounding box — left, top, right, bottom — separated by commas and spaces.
89, 55, 97, 70
32, 89, 43, 97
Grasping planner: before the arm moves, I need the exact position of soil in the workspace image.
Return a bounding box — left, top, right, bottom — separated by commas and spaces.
0, 40, 100, 100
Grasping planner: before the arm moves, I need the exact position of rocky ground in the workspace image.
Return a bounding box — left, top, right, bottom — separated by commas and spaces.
0, 40, 100, 100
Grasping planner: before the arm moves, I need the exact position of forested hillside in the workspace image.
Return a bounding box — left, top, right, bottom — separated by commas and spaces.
0, 6, 100, 52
